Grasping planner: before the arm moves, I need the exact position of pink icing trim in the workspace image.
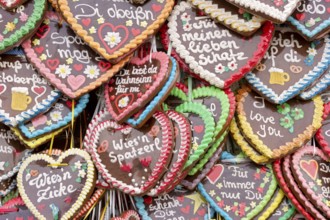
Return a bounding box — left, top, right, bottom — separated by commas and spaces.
104, 52, 170, 122
315, 102, 330, 157
88, 111, 173, 195
291, 146, 330, 218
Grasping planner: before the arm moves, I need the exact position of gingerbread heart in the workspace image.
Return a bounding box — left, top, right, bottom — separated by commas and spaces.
299, 68, 330, 100
225, 0, 301, 23
17, 149, 96, 220
0, 0, 46, 53
287, 0, 330, 41
269, 197, 295, 220
111, 210, 140, 220
291, 146, 330, 219
135, 188, 211, 219
316, 102, 330, 157
0, 197, 36, 220
0, 123, 32, 183
18, 94, 89, 139
236, 85, 323, 159
147, 110, 191, 196
167, 1, 274, 89
198, 152, 277, 220
245, 31, 330, 104
126, 57, 179, 128
0, 0, 28, 10
88, 111, 174, 195
190, 0, 266, 36
57, 0, 174, 62
0, 54, 61, 126
105, 52, 170, 123
23, 12, 130, 99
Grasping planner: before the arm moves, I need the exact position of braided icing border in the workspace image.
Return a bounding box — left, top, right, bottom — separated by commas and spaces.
0, 179, 16, 198
315, 102, 330, 157
236, 85, 323, 159
168, 1, 274, 89
57, 0, 174, 61
300, 68, 330, 100
245, 35, 330, 104
17, 148, 95, 220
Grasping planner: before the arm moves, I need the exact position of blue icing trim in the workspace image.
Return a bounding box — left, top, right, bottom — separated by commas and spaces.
198, 183, 232, 220
3, 47, 25, 55
299, 69, 330, 99
18, 94, 89, 138
0, 179, 17, 197
287, 16, 330, 39
246, 35, 330, 104
126, 57, 177, 127
134, 196, 151, 220
220, 151, 235, 160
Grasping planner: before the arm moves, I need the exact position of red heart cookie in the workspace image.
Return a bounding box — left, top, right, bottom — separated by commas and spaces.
17, 149, 96, 220
23, 12, 130, 99
57, 0, 174, 62
105, 52, 170, 123
88, 111, 174, 195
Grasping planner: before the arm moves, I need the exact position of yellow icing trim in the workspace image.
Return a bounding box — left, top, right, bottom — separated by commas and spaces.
17, 148, 95, 220
190, 0, 265, 34
229, 118, 270, 164
11, 125, 69, 149
236, 86, 323, 159
58, 0, 175, 61
258, 189, 285, 220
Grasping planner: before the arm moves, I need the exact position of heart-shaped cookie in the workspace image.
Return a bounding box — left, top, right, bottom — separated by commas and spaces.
147, 110, 191, 196
287, 0, 330, 41
111, 210, 140, 220
0, 0, 47, 53
198, 152, 277, 220
0, 0, 28, 10
167, 1, 274, 89
135, 188, 211, 219
18, 94, 89, 139
291, 146, 330, 219
281, 152, 326, 220
299, 68, 330, 100
269, 197, 296, 220
23, 12, 131, 99
57, 0, 174, 62
190, 0, 266, 36
17, 148, 96, 220
105, 52, 170, 123
0, 197, 36, 220
0, 54, 61, 126
126, 57, 179, 128
225, 0, 301, 23
316, 102, 330, 157
237, 85, 323, 159
88, 111, 173, 195
246, 31, 330, 104
0, 123, 32, 183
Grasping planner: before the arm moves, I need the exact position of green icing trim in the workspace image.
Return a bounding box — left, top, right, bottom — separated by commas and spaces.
279, 201, 296, 220
192, 86, 230, 139
169, 87, 188, 101
175, 102, 215, 170
0, 0, 47, 51
244, 164, 278, 220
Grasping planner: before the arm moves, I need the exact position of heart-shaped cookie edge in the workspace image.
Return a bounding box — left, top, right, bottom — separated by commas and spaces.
17, 148, 96, 220
316, 102, 330, 157
57, 0, 174, 61
236, 85, 323, 159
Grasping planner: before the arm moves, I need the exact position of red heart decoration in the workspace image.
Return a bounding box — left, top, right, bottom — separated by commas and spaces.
152, 4, 162, 12
300, 160, 318, 180
177, 196, 184, 202
197, 209, 206, 216
73, 64, 83, 71
98, 23, 129, 54
181, 205, 190, 214
32, 86, 45, 95
82, 18, 91, 27
295, 13, 305, 21
67, 75, 86, 90
144, 196, 153, 205
34, 46, 44, 54
0, 84, 6, 95
66, 100, 73, 108
98, 61, 111, 72
194, 125, 204, 133
46, 59, 60, 71
131, 28, 141, 36
206, 164, 224, 184
35, 24, 50, 39
327, 8, 330, 13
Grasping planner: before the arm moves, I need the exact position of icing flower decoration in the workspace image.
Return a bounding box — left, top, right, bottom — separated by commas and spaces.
118, 96, 129, 108
148, 125, 160, 137
120, 163, 132, 173
5, 22, 16, 32
304, 42, 317, 66
304, 56, 314, 66
228, 61, 238, 71
215, 63, 225, 74
280, 115, 294, 132
104, 32, 122, 48
19, 13, 28, 22
277, 103, 290, 115
55, 64, 72, 78
305, 17, 321, 28
307, 47, 317, 56
78, 169, 86, 178
50, 111, 63, 122
140, 157, 152, 167
183, 23, 192, 31
84, 65, 100, 79
181, 13, 191, 22
74, 161, 82, 170
273, 0, 285, 7
290, 107, 304, 120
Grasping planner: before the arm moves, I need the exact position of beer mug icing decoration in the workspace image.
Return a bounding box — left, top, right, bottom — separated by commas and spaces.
0, 54, 61, 126
246, 31, 330, 104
